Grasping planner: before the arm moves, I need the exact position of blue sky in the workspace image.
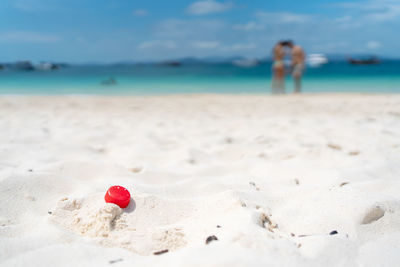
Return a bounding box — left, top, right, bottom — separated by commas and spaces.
1, 0, 399, 62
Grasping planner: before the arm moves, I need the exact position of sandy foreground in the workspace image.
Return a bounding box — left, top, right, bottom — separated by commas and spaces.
0, 94, 400, 266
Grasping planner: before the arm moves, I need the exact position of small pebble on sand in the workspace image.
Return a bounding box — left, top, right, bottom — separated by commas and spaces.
109, 258, 123, 264
130, 167, 143, 173
153, 249, 169, 255
349, 151, 360, 156
205, 235, 218, 245
327, 144, 342, 150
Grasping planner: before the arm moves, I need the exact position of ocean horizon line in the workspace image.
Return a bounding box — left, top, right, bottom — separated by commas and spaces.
2, 54, 400, 66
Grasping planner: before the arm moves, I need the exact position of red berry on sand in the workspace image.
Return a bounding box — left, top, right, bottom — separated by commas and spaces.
105, 186, 131, 208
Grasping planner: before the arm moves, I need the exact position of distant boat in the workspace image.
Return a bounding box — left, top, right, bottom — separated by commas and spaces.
347, 57, 380, 65
306, 54, 328, 67
161, 61, 182, 67
101, 77, 117, 86
35, 62, 60, 71
232, 58, 259, 68
14, 61, 35, 71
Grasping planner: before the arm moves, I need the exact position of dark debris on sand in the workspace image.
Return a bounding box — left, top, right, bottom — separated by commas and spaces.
109, 258, 123, 264
205, 235, 218, 245
153, 249, 169, 255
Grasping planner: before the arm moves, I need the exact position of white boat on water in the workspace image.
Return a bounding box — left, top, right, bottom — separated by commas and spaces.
306, 54, 328, 67
35, 62, 59, 71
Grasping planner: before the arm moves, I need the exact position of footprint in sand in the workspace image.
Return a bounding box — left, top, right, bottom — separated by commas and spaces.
361, 206, 385, 225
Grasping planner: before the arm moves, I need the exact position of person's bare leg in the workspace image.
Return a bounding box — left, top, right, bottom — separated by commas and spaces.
277, 67, 285, 94
272, 68, 283, 94
293, 69, 302, 93
294, 76, 301, 93
271, 75, 278, 94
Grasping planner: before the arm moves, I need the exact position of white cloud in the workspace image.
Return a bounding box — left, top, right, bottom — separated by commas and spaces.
334, 15, 352, 23
367, 7, 400, 21
192, 41, 220, 49
233, 21, 264, 31
0, 31, 61, 43
335, 0, 400, 22
133, 9, 148, 16
311, 42, 348, 52
155, 19, 226, 38
138, 40, 177, 50
186, 0, 233, 15
13, 0, 56, 12
331, 15, 363, 29
256, 11, 311, 23
222, 43, 257, 51
14, 1, 33, 11
366, 40, 381, 49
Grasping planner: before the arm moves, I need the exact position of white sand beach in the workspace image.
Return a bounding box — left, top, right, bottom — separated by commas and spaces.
1, 94, 400, 266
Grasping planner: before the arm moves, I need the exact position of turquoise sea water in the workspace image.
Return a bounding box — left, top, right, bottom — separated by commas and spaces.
0, 61, 399, 94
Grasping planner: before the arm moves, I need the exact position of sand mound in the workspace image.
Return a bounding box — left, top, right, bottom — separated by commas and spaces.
51, 194, 191, 255
53, 197, 123, 237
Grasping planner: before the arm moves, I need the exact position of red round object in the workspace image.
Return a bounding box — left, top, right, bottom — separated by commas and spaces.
105, 186, 131, 208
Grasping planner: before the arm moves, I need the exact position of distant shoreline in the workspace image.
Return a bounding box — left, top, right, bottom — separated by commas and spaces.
1, 92, 399, 98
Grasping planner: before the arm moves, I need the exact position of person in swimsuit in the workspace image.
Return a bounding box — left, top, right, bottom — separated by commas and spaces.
271, 41, 286, 94
285, 40, 305, 93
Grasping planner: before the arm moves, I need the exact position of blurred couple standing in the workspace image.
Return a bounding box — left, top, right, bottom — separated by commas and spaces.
272, 40, 305, 94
